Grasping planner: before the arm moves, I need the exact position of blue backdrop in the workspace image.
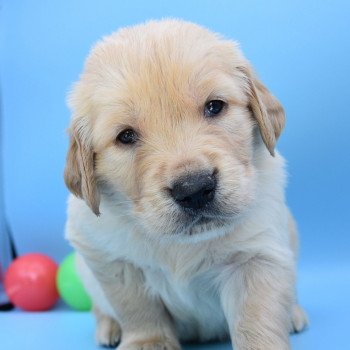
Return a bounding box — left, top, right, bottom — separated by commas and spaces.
0, 1, 349, 349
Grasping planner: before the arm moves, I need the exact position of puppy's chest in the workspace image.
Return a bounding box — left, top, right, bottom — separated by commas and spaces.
143, 265, 228, 341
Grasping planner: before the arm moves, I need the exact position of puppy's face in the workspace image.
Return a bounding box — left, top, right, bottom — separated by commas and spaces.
65, 20, 285, 241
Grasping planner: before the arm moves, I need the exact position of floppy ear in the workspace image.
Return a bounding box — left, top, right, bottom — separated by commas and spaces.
238, 66, 285, 156
64, 119, 100, 215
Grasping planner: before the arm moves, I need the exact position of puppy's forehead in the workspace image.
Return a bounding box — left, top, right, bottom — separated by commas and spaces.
86, 21, 247, 128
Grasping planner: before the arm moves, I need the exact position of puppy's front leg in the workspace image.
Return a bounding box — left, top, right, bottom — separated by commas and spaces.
221, 254, 294, 350
84, 256, 180, 350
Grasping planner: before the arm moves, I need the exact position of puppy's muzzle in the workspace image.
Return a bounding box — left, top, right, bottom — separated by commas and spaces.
170, 171, 217, 211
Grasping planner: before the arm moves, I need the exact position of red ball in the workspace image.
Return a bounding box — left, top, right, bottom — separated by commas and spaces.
4, 253, 59, 311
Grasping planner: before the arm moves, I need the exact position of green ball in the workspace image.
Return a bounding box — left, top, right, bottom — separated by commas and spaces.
57, 252, 92, 311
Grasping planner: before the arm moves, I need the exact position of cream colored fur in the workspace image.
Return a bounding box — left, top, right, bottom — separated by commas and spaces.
64, 19, 308, 350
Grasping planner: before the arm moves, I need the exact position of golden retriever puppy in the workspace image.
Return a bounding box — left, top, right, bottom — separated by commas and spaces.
64, 19, 308, 350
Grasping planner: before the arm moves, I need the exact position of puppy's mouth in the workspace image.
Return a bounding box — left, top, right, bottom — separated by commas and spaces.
179, 214, 233, 238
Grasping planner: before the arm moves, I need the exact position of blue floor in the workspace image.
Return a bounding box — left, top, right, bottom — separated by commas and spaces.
1, 262, 349, 350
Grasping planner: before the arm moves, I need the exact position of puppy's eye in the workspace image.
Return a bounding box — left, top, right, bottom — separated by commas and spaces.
204, 100, 225, 117
116, 129, 138, 145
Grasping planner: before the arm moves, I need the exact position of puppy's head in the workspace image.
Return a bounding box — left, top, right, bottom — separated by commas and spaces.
64, 20, 285, 240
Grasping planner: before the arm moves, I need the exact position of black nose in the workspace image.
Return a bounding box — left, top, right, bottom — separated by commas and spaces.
170, 171, 217, 210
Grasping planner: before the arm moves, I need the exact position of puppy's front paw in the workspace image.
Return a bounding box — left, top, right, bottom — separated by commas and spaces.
118, 338, 181, 350
95, 314, 121, 347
